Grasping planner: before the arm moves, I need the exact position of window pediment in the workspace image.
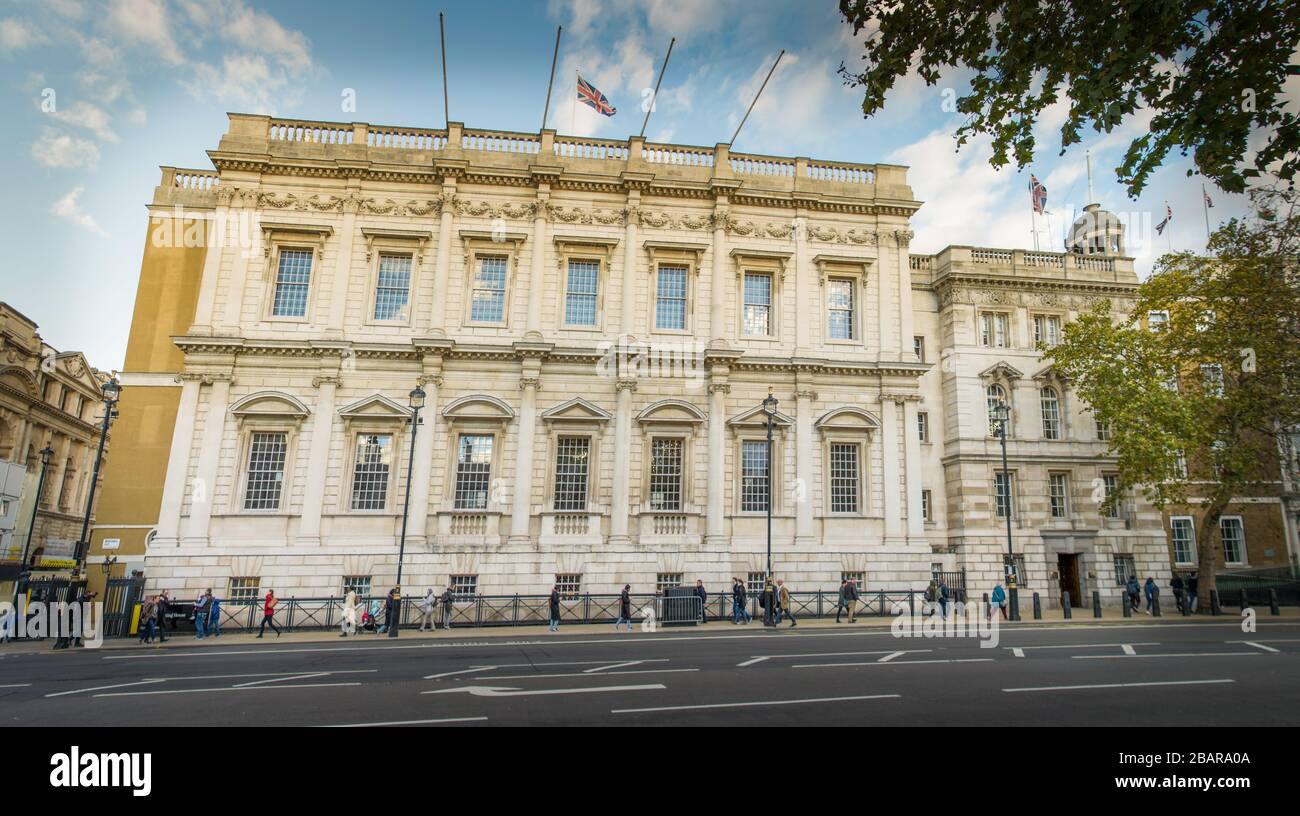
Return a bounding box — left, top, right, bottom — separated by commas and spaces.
979, 361, 1024, 382
229, 391, 310, 419
441, 394, 515, 423
541, 397, 612, 423
337, 394, 413, 421
636, 398, 706, 425
814, 406, 880, 434
727, 405, 795, 428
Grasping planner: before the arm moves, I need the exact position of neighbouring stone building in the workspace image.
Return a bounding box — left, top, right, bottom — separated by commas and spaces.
100, 113, 1192, 607
0, 302, 113, 595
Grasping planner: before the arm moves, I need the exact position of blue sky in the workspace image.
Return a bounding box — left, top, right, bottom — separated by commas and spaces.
1, 0, 1261, 371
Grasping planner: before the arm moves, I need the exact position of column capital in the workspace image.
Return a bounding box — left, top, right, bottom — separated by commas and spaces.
519, 375, 542, 391
419, 374, 444, 388
311, 375, 342, 388
794, 388, 818, 402
708, 382, 731, 395
615, 378, 638, 393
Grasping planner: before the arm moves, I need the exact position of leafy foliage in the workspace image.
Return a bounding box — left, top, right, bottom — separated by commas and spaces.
838, 0, 1300, 196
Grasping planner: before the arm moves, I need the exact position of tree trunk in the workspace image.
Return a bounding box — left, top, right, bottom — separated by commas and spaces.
1195, 494, 1230, 604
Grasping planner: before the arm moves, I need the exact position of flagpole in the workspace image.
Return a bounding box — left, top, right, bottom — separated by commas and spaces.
439, 12, 450, 127
640, 37, 675, 139
731, 50, 784, 147
1202, 183, 1211, 241
541, 26, 562, 132
1031, 205, 1039, 251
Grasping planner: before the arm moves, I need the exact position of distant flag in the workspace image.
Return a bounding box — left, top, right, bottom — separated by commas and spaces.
1155, 202, 1173, 235
1029, 175, 1048, 215
1203, 188, 1214, 208
577, 74, 617, 117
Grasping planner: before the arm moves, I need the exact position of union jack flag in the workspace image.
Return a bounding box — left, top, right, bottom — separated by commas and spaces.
577, 74, 617, 117
1029, 175, 1048, 214
1155, 202, 1173, 235
1203, 189, 1214, 209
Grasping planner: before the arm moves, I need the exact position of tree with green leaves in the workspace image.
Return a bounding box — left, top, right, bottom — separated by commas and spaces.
1047, 188, 1300, 599
838, 1, 1300, 196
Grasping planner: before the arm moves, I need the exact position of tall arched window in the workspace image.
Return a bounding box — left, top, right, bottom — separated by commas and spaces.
986, 384, 1008, 437
1040, 386, 1062, 440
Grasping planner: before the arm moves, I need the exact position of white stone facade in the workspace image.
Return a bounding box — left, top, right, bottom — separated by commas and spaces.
138, 115, 1169, 605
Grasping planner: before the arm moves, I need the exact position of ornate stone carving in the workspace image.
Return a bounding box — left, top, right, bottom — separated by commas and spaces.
455, 199, 537, 219
638, 210, 712, 231
519, 375, 542, 391
546, 204, 625, 225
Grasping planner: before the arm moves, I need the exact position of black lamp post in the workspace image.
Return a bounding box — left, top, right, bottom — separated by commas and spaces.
992, 400, 1020, 621
389, 383, 426, 638
74, 376, 119, 578
761, 388, 778, 627
18, 444, 56, 580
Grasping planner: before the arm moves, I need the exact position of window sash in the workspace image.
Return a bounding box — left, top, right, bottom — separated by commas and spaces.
564, 260, 599, 326
1171, 517, 1195, 564
341, 575, 372, 596
917, 411, 929, 442
228, 577, 260, 602
994, 472, 1014, 518
829, 443, 859, 513
826, 279, 855, 340
987, 385, 1007, 436
981, 313, 1008, 347
555, 574, 582, 598
1220, 518, 1244, 563
1041, 388, 1061, 439
655, 265, 688, 330
470, 256, 508, 323
921, 489, 932, 521
552, 436, 590, 511
656, 573, 684, 592
1048, 473, 1068, 518
271, 248, 313, 317
742, 273, 772, 336
649, 437, 683, 511
1034, 315, 1061, 346
448, 575, 477, 600
350, 434, 392, 510
373, 254, 412, 321
740, 440, 771, 512
454, 434, 493, 509
1101, 475, 1120, 517
244, 432, 287, 510
1113, 555, 1137, 586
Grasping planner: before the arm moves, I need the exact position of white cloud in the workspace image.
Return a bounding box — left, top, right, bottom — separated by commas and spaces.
49, 100, 117, 142
127, 107, 147, 125
47, 0, 88, 20
107, 0, 184, 65
30, 128, 100, 168
0, 18, 44, 51
184, 53, 293, 113
51, 187, 109, 237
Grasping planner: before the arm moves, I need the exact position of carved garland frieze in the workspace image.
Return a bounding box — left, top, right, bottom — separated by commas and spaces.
454, 199, 537, 219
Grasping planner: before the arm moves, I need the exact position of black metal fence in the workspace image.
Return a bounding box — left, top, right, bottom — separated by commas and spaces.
1215, 566, 1300, 608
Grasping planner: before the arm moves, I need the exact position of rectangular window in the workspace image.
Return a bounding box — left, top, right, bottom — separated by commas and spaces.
826, 278, 856, 340
1170, 517, 1195, 565
1049, 473, 1069, 518
656, 573, 683, 592
1113, 555, 1137, 587
655, 265, 688, 330
1096, 417, 1111, 442
741, 439, 771, 512
746, 572, 767, 593
842, 571, 865, 589
917, 411, 929, 442
1009, 554, 1029, 588
350, 434, 392, 510
454, 434, 493, 509
921, 489, 932, 521
1033, 314, 1062, 346
1101, 474, 1120, 518
470, 256, 508, 323
913, 336, 925, 362
1041, 388, 1062, 439
243, 432, 287, 510
981, 312, 1009, 347
271, 248, 313, 317
742, 272, 772, 336
341, 575, 372, 597
829, 443, 860, 513
1220, 517, 1245, 564
449, 574, 477, 600
555, 574, 582, 599
229, 577, 260, 602
1201, 363, 1224, 397
994, 472, 1014, 518
649, 437, 683, 511
373, 253, 412, 321
1147, 310, 1169, 331
552, 436, 590, 511
1174, 449, 1188, 478
563, 259, 599, 326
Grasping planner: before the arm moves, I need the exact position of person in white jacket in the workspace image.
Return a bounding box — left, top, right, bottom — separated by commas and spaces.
418, 588, 437, 632
340, 590, 358, 637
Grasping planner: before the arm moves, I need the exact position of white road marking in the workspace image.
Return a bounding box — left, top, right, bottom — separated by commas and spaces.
46, 679, 166, 698
1004, 642, 1159, 652
583, 661, 643, 673
1005, 679, 1235, 693
1243, 641, 1280, 653
1011, 648, 1025, 658
322, 716, 488, 727
738, 649, 928, 667
1121, 644, 1137, 655
737, 656, 770, 667
475, 668, 699, 681
612, 694, 901, 714
421, 683, 665, 698
793, 658, 993, 669
877, 651, 905, 663
470, 659, 669, 669
0, 683, 33, 689
1073, 652, 1261, 659
95, 682, 362, 697
232, 672, 329, 687
424, 667, 496, 680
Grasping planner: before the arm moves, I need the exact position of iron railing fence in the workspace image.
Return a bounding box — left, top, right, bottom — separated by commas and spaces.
107, 590, 933, 636
1214, 566, 1300, 608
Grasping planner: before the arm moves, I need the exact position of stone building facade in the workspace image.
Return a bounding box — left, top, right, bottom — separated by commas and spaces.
121, 113, 1172, 605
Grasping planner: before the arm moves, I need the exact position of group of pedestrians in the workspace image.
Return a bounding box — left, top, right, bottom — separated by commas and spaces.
1124, 575, 1164, 614
1170, 572, 1199, 614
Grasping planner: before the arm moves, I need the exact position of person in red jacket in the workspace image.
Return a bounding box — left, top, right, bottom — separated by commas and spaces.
257, 589, 282, 638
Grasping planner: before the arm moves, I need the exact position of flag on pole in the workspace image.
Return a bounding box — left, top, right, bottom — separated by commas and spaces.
1029, 175, 1048, 215
1203, 189, 1214, 209
577, 74, 617, 116
1155, 202, 1173, 235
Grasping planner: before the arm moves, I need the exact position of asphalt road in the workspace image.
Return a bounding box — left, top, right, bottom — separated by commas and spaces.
2, 620, 1297, 726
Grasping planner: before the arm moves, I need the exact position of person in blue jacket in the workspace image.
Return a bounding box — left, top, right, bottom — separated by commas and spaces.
989, 583, 1008, 620
1143, 576, 1158, 615
207, 591, 221, 637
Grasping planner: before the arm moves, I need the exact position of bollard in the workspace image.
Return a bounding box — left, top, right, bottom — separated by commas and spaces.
1152, 588, 1161, 617
1032, 592, 1042, 619
1210, 589, 1222, 616
1092, 591, 1102, 618
1062, 592, 1072, 618
1122, 593, 1132, 617
1239, 589, 1249, 612
1270, 589, 1280, 616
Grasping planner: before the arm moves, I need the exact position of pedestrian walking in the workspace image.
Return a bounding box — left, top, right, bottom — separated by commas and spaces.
155, 590, 169, 642
732, 578, 751, 624
1186, 572, 1199, 613
440, 586, 454, 630
923, 580, 939, 617
694, 579, 709, 624
193, 590, 209, 639
418, 588, 437, 632
776, 579, 797, 627
989, 582, 1008, 620
382, 587, 399, 634
1126, 575, 1141, 613
548, 583, 561, 632
138, 595, 157, 644
1170, 573, 1185, 614
838, 577, 860, 623
1143, 576, 1158, 615
938, 579, 950, 619
340, 589, 358, 637
257, 589, 282, 638
614, 584, 634, 631
207, 590, 221, 637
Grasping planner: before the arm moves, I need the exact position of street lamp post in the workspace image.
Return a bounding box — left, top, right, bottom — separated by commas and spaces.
389, 384, 426, 638
761, 388, 778, 627
993, 401, 1020, 621
18, 444, 56, 580
74, 377, 120, 578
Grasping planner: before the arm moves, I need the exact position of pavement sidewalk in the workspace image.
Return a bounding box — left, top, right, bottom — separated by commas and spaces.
0, 604, 1289, 656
